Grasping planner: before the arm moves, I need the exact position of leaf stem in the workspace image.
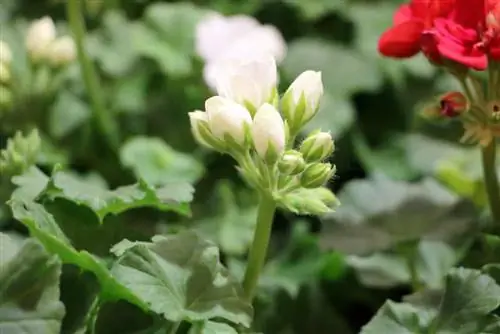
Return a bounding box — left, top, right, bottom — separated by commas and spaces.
66, 0, 119, 150
242, 193, 276, 301
482, 140, 500, 227
167, 322, 180, 334
84, 296, 100, 334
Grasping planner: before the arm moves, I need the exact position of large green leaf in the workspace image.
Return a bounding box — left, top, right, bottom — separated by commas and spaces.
361, 268, 500, 334
0, 234, 65, 334
188, 321, 238, 334
120, 136, 204, 186
44, 170, 194, 222
110, 231, 253, 326
9, 200, 147, 310
320, 175, 478, 255
132, 3, 206, 77
49, 90, 91, 139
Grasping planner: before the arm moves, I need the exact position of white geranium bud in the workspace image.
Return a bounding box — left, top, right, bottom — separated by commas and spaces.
300, 131, 334, 162
252, 103, 285, 163
48, 36, 76, 66
0, 40, 12, 65
188, 110, 225, 151
26, 16, 57, 61
278, 150, 306, 175
214, 54, 278, 115
0, 63, 10, 84
282, 70, 324, 133
205, 96, 252, 147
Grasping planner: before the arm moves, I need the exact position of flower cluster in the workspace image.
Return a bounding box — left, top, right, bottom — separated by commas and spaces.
189, 55, 338, 215
379, 0, 500, 146
26, 16, 76, 67
195, 12, 286, 91
0, 40, 13, 109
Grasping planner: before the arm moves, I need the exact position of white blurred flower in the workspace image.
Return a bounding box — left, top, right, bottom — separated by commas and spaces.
205, 96, 252, 145
252, 103, 285, 162
282, 70, 324, 132
195, 12, 259, 63
48, 36, 76, 66
195, 12, 286, 91
26, 16, 57, 61
213, 54, 278, 113
0, 40, 12, 65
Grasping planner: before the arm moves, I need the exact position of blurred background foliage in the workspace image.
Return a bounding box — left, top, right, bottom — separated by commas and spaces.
0, 0, 497, 333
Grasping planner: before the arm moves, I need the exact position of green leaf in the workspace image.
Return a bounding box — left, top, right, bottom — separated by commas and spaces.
133, 3, 206, 77
8, 200, 148, 310
120, 136, 204, 186
87, 11, 139, 76
347, 240, 457, 289
361, 268, 500, 334
0, 234, 65, 334
283, 38, 383, 98
434, 268, 500, 332
110, 230, 253, 326
320, 175, 478, 255
188, 321, 238, 334
49, 90, 91, 139
45, 170, 194, 222
194, 181, 257, 256
283, 0, 345, 20
10, 166, 49, 201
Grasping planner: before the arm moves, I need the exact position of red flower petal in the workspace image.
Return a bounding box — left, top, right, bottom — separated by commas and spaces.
378, 20, 425, 58
394, 5, 413, 25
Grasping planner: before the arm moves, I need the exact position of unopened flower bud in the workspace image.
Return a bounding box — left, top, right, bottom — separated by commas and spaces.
278, 150, 306, 175
488, 100, 500, 122
439, 91, 468, 117
0, 63, 10, 84
252, 103, 286, 164
215, 54, 278, 115
205, 96, 252, 147
282, 70, 323, 133
0, 40, 12, 65
300, 162, 335, 188
26, 16, 56, 61
188, 110, 225, 151
48, 36, 76, 66
300, 131, 334, 162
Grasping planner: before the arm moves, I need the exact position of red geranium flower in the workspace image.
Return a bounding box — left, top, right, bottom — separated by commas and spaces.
378, 0, 455, 59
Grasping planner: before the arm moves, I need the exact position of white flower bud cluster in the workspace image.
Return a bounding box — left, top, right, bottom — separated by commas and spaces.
25, 16, 76, 67
0, 40, 13, 109
189, 50, 337, 214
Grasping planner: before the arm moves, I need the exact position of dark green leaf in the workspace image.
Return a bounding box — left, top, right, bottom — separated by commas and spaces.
0, 234, 65, 334
320, 175, 478, 255
110, 230, 253, 326
188, 321, 238, 334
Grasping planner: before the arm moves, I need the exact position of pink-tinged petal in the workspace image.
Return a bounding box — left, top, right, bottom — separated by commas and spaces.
378, 20, 425, 58
452, 0, 486, 28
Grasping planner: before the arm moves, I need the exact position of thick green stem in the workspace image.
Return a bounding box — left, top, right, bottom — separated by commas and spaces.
167, 322, 180, 334
242, 194, 276, 301
482, 141, 500, 226
66, 0, 119, 150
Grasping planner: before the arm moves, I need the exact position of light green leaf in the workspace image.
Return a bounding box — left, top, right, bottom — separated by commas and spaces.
45, 170, 194, 222
11, 166, 49, 201
434, 268, 500, 332
347, 240, 457, 289
283, 38, 383, 98
49, 90, 91, 139
120, 136, 204, 186
133, 3, 206, 77
320, 175, 477, 255
360, 300, 425, 334
0, 235, 65, 334
110, 231, 253, 326
194, 181, 257, 256
188, 321, 238, 334
87, 11, 139, 76
9, 200, 147, 310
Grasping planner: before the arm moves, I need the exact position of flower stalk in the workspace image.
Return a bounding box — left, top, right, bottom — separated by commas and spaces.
66, 0, 119, 150
242, 194, 276, 301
